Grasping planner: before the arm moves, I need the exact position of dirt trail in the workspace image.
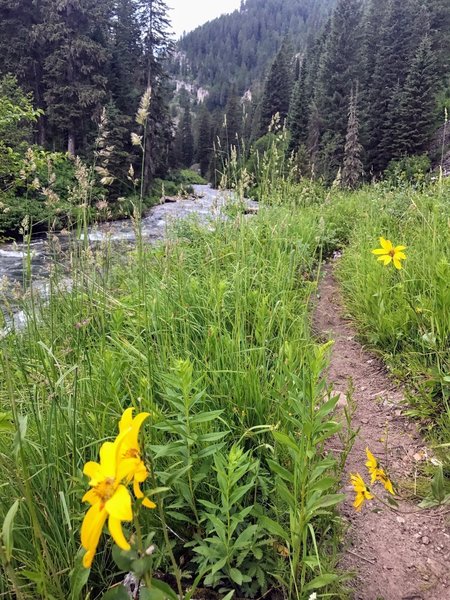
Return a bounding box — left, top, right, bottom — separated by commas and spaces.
314, 262, 450, 600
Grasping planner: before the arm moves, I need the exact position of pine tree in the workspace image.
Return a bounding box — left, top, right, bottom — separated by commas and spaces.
364, 0, 425, 173
196, 106, 212, 177
313, 0, 364, 180
223, 90, 242, 152
134, 0, 174, 192
37, 0, 113, 155
397, 36, 437, 157
288, 63, 308, 153
109, 0, 142, 115
259, 39, 293, 135
178, 104, 194, 167
342, 87, 363, 188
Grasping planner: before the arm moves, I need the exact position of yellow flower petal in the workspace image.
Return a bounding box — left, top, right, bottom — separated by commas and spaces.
353, 493, 364, 510
126, 412, 150, 450
119, 407, 134, 433
133, 478, 144, 499
372, 248, 388, 255
394, 245, 406, 252
395, 252, 406, 260
393, 257, 402, 269
117, 457, 140, 482
108, 516, 131, 551
82, 489, 98, 505
384, 478, 395, 495
105, 484, 133, 521
81, 503, 108, 567
380, 237, 393, 251
142, 497, 157, 509
99, 441, 117, 479
83, 461, 102, 482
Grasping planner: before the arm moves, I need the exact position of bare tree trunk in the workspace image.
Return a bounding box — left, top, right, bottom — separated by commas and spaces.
68, 132, 76, 157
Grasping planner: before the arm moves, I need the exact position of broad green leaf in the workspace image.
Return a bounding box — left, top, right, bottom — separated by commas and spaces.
101, 585, 132, 600
273, 430, 299, 452
140, 579, 178, 600
303, 573, 339, 592
70, 549, 90, 600
112, 545, 136, 571
229, 567, 243, 585
267, 458, 294, 483
259, 514, 288, 540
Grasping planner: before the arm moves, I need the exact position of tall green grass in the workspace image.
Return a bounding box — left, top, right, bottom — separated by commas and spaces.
0, 206, 347, 598
329, 180, 450, 440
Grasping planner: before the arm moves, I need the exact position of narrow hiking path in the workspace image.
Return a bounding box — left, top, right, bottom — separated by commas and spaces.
314, 262, 450, 600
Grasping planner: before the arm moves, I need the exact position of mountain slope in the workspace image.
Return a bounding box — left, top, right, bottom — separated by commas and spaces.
173, 0, 336, 107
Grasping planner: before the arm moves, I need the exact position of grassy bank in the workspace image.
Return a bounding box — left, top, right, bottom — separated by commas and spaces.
0, 205, 348, 598
328, 180, 450, 442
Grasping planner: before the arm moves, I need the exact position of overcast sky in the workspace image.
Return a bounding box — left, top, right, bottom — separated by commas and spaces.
168, 0, 242, 39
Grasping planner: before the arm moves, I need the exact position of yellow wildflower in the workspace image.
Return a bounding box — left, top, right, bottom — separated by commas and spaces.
371, 237, 406, 269
350, 473, 374, 511
365, 448, 395, 495
118, 408, 156, 509
81, 430, 134, 568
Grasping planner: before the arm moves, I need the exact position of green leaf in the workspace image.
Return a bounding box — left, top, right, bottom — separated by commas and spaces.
190, 410, 224, 424
101, 586, 130, 600
130, 556, 153, 579
0, 412, 14, 433
267, 458, 294, 483
303, 573, 339, 592
13, 414, 27, 456
2, 499, 19, 561
272, 430, 299, 452
259, 514, 288, 540
70, 549, 90, 600
307, 494, 345, 514
316, 395, 339, 418
431, 465, 446, 503
308, 476, 336, 493
140, 579, 178, 600
234, 524, 258, 549
112, 545, 136, 571
229, 567, 243, 585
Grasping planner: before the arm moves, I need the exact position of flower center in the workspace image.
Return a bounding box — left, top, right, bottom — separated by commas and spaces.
389, 249, 395, 257
94, 477, 116, 504
124, 448, 139, 459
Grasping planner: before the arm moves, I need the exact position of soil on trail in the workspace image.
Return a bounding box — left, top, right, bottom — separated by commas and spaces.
314, 262, 450, 600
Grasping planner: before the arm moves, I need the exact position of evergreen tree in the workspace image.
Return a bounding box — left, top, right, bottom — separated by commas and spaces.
313, 0, 363, 180
109, 0, 142, 115
196, 106, 212, 176
342, 87, 363, 188
288, 63, 308, 153
178, 104, 194, 167
364, 0, 424, 173
37, 0, 113, 155
396, 36, 437, 157
0, 0, 45, 144
223, 90, 242, 151
134, 0, 174, 191
259, 39, 293, 135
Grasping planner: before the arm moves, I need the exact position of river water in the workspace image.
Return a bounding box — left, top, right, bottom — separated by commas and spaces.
0, 185, 257, 331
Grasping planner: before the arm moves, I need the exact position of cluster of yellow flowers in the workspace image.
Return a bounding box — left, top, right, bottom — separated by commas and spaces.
350, 448, 395, 511
372, 237, 406, 270
81, 408, 155, 568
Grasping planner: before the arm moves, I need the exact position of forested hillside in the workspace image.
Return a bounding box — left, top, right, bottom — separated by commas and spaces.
173, 0, 337, 107
175, 0, 450, 186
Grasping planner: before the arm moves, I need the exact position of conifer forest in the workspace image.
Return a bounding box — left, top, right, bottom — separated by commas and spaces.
0, 1, 450, 599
